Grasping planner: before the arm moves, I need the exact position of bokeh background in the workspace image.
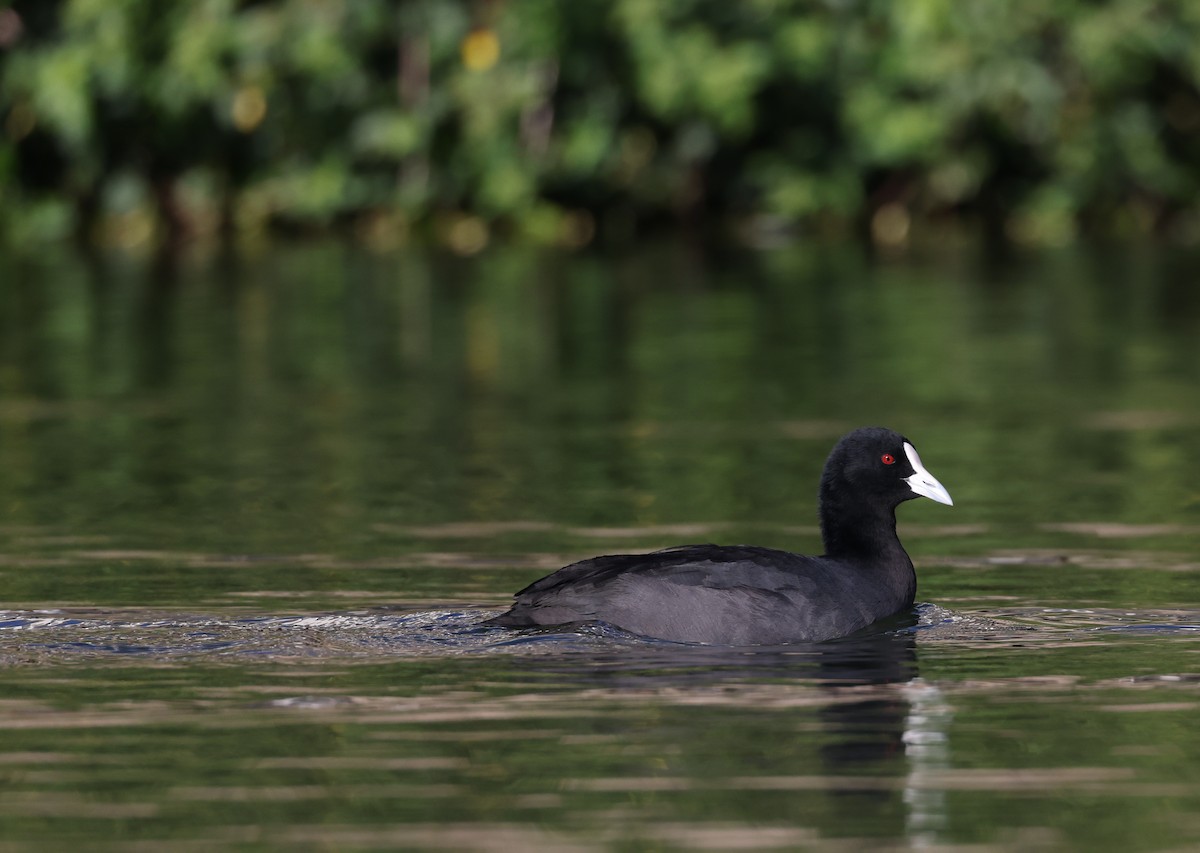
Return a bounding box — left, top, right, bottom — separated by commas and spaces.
4, 0, 1200, 251
5, 5, 1200, 851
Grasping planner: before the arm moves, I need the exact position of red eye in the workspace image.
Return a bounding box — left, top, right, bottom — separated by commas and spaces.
881, 454, 895, 465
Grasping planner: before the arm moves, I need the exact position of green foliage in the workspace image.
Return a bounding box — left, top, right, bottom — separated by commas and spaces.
3, 0, 1200, 247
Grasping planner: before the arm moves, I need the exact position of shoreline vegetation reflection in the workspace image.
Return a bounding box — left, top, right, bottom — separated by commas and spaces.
3, 245, 1200, 565
1, 244, 1200, 849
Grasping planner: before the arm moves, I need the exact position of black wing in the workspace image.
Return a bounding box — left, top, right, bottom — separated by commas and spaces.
513, 544, 816, 597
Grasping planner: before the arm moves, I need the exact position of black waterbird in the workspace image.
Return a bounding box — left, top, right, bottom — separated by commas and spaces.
485, 427, 953, 645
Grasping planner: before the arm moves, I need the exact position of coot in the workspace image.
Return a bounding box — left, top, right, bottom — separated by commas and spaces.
485, 427, 953, 645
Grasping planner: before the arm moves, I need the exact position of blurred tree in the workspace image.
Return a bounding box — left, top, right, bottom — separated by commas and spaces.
2, 0, 1200, 248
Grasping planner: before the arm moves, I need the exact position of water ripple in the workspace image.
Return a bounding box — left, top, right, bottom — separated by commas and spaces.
0, 603, 1197, 664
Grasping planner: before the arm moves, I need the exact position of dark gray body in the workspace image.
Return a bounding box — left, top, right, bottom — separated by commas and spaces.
485, 427, 943, 645
485, 543, 916, 645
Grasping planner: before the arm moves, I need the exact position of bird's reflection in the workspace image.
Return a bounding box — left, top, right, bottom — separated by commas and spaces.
498, 611, 949, 846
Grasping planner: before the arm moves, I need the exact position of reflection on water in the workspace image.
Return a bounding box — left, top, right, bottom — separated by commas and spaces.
0, 598, 1198, 847
3, 243, 1200, 848
903, 679, 953, 845
4, 245, 1200, 559
0, 600, 1199, 848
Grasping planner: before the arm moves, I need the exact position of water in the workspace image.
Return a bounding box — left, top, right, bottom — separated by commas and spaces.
1, 243, 1200, 850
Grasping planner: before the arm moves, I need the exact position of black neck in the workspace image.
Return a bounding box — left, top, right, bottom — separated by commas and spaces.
819, 487, 909, 567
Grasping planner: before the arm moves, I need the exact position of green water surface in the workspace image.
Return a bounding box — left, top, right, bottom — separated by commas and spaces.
0, 243, 1199, 851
